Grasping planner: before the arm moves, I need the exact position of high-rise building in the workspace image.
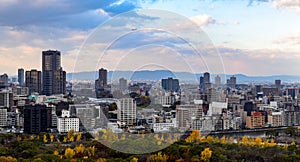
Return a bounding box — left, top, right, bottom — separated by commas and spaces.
25, 69, 42, 94
0, 90, 13, 108
24, 104, 52, 134
117, 98, 137, 127
18, 68, 24, 86
200, 72, 211, 93
161, 77, 180, 92
95, 68, 107, 88
0, 107, 7, 127
203, 72, 210, 83
227, 75, 236, 88
57, 110, 79, 133
119, 77, 127, 91
42, 50, 66, 95
0, 74, 8, 88
275, 80, 281, 90
215, 75, 221, 85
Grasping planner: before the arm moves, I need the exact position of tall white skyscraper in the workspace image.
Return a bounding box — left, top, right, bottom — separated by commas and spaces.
117, 98, 137, 127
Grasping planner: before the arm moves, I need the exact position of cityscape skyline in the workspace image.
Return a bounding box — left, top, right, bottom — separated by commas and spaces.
1, 1, 300, 76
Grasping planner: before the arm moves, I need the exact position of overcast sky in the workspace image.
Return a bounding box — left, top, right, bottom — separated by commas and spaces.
1, 0, 300, 76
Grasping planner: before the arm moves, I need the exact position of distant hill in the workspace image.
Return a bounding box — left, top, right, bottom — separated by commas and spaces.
66, 70, 300, 83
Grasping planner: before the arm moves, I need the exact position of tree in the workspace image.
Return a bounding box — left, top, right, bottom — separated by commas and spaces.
43, 134, 48, 143
74, 144, 85, 154
63, 137, 67, 143
68, 129, 75, 140
53, 150, 59, 156
255, 137, 262, 146
130, 157, 138, 162
88, 146, 95, 157
200, 148, 212, 162
17, 135, 22, 141
241, 136, 248, 146
206, 136, 214, 143
229, 137, 233, 144
221, 136, 227, 145
50, 134, 54, 143
96, 158, 107, 162
149, 152, 168, 162
64, 148, 75, 159
185, 130, 201, 143
76, 133, 82, 141
0, 156, 17, 162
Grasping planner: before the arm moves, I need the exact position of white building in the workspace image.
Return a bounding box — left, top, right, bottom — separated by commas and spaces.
152, 122, 176, 132
117, 98, 137, 127
57, 110, 79, 133
0, 107, 7, 127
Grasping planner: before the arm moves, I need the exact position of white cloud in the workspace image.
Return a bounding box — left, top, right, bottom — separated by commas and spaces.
189, 15, 216, 26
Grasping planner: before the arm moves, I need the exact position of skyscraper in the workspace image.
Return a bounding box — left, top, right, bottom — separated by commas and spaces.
215, 75, 221, 85
161, 77, 180, 92
96, 68, 107, 88
25, 69, 42, 94
203, 72, 210, 83
0, 74, 8, 88
227, 75, 237, 88
18, 68, 24, 86
42, 50, 66, 96
275, 79, 281, 90
119, 77, 127, 91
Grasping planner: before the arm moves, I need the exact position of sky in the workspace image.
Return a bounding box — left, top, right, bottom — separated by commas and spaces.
1, 0, 300, 76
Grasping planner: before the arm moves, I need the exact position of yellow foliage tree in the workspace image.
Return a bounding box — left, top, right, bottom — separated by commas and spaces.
206, 136, 214, 143
130, 157, 138, 162
76, 133, 82, 141
0, 156, 17, 162
88, 146, 95, 157
43, 134, 48, 143
17, 135, 22, 141
291, 141, 296, 146
249, 138, 255, 147
53, 150, 59, 156
214, 137, 220, 143
255, 137, 262, 146
269, 139, 276, 147
96, 158, 107, 162
69, 136, 74, 142
63, 137, 67, 143
30, 135, 35, 141
68, 129, 75, 140
185, 130, 201, 143
229, 137, 233, 144
64, 148, 75, 159
74, 144, 85, 154
221, 136, 226, 145
50, 134, 54, 143
241, 136, 248, 146
200, 148, 212, 162
149, 152, 168, 162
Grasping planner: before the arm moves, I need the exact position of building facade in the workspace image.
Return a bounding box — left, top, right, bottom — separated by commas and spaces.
25, 69, 42, 94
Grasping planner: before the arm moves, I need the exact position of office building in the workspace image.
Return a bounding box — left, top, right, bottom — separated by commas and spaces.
161, 77, 180, 92
200, 72, 211, 93
0, 74, 8, 88
18, 68, 24, 86
24, 104, 52, 134
95, 68, 111, 98
117, 98, 137, 127
245, 112, 265, 129
275, 80, 281, 90
12, 86, 29, 96
42, 50, 66, 96
0, 107, 7, 127
0, 90, 13, 108
119, 77, 127, 91
57, 110, 79, 133
215, 75, 221, 85
227, 75, 236, 88
25, 69, 42, 94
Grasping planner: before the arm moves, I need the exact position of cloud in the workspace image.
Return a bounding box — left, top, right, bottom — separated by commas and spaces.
273, 33, 300, 45
189, 15, 216, 26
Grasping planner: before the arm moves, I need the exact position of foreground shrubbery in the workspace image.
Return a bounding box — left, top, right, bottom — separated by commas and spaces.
0, 130, 299, 162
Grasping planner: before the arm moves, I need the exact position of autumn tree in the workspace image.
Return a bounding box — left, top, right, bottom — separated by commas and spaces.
50, 134, 54, 143
185, 130, 201, 143
241, 136, 248, 146
87, 146, 95, 157
76, 133, 82, 141
206, 136, 214, 143
130, 157, 138, 162
68, 129, 75, 140
255, 137, 262, 146
149, 152, 168, 162
64, 148, 75, 159
74, 144, 85, 154
43, 134, 48, 143
200, 148, 212, 162
221, 136, 227, 145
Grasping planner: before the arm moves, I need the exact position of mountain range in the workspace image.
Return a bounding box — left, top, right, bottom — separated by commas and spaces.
66, 70, 300, 83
